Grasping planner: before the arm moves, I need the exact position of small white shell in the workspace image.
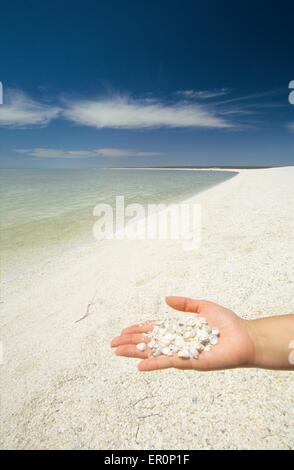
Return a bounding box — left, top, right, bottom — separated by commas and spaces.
178, 350, 190, 358
212, 327, 220, 336
175, 337, 185, 348
162, 333, 176, 344
161, 338, 171, 346
183, 331, 195, 339
136, 342, 147, 351
198, 330, 209, 341
189, 346, 199, 359
204, 345, 211, 352
162, 347, 173, 356
209, 335, 218, 345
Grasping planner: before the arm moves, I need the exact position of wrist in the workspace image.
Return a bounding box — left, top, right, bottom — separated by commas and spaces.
242, 318, 264, 368
242, 314, 294, 370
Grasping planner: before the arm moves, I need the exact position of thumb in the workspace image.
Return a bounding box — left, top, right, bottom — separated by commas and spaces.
165, 296, 203, 314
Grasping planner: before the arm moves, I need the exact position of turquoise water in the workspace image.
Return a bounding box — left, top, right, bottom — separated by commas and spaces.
0, 168, 236, 275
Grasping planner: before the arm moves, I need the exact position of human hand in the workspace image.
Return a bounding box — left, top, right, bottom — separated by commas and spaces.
111, 296, 256, 371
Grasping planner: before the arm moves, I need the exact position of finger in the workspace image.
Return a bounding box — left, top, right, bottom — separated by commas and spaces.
111, 333, 148, 347
165, 296, 204, 314
139, 353, 211, 372
138, 355, 175, 371
121, 320, 157, 336
115, 344, 149, 359
138, 354, 199, 371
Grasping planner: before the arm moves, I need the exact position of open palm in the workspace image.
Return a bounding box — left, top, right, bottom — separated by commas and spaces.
111, 296, 256, 372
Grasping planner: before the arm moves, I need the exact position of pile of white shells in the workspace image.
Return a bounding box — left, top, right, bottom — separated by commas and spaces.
136, 315, 220, 359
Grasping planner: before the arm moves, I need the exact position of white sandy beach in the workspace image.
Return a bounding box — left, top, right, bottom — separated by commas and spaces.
1, 166, 293, 450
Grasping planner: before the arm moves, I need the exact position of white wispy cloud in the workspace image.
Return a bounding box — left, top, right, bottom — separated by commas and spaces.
16, 147, 162, 158
63, 95, 232, 129
288, 122, 294, 132
176, 88, 230, 99
0, 88, 282, 132
0, 89, 61, 127
215, 89, 282, 106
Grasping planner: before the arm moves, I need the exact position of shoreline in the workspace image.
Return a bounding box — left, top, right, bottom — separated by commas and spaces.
106, 165, 292, 171
1, 169, 237, 282
1, 166, 293, 449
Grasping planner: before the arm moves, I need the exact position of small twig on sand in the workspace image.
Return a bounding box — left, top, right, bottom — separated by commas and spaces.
138, 413, 161, 420
132, 395, 158, 407
75, 298, 95, 323
75, 293, 106, 323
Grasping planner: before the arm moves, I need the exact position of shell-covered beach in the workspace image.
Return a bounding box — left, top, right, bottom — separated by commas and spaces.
1, 166, 293, 449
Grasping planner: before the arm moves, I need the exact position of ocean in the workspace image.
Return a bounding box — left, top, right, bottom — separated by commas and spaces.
0, 168, 236, 277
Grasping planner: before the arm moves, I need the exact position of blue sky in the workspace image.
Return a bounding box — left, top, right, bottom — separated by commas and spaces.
0, 0, 293, 168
